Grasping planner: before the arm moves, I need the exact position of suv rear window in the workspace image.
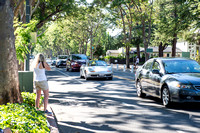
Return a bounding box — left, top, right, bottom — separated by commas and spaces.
72, 55, 87, 60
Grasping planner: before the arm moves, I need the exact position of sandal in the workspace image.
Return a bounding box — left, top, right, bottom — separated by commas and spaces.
44, 110, 53, 116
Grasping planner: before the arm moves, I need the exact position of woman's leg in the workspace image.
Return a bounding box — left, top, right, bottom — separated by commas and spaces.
35, 89, 41, 110
43, 89, 49, 111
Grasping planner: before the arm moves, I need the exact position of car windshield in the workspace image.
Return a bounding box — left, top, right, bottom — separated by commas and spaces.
61, 61, 66, 63
89, 61, 108, 66
72, 55, 87, 60
163, 60, 200, 73
58, 55, 68, 59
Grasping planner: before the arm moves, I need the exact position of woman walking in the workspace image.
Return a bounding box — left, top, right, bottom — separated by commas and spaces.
32, 53, 51, 114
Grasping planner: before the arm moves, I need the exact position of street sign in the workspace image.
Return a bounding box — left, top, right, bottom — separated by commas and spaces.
146, 48, 153, 53
182, 52, 190, 58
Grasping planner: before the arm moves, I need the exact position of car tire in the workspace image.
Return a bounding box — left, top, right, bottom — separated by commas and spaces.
136, 81, 146, 98
162, 86, 171, 107
108, 77, 113, 80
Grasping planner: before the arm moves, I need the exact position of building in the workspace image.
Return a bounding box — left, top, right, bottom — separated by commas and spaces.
106, 46, 183, 57
176, 41, 199, 58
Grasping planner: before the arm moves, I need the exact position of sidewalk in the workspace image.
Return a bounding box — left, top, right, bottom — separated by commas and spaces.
111, 63, 141, 72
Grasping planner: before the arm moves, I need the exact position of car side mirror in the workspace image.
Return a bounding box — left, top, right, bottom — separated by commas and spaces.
152, 69, 160, 74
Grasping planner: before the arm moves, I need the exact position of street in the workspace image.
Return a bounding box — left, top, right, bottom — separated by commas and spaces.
47, 66, 200, 133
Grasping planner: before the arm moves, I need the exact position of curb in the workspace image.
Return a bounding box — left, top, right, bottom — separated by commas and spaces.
47, 106, 59, 133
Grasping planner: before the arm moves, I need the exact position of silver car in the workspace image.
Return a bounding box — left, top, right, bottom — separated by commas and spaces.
80, 60, 113, 80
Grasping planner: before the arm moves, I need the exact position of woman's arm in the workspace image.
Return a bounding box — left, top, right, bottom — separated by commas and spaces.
44, 62, 51, 71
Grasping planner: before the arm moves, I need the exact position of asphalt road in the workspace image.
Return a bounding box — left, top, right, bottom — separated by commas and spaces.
46, 66, 200, 133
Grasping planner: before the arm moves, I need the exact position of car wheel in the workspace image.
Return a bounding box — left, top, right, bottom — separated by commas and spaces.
136, 81, 146, 98
162, 86, 171, 107
108, 77, 113, 80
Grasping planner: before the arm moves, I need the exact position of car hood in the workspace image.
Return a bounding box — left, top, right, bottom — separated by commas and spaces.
168, 73, 200, 85
88, 66, 111, 72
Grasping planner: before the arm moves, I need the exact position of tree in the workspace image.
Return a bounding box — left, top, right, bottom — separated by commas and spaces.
0, 0, 22, 104
153, 0, 195, 57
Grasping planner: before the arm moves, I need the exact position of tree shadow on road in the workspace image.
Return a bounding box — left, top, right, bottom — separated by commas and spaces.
47, 70, 200, 133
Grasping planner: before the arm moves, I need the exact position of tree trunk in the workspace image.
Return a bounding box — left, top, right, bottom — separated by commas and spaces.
136, 44, 140, 58
90, 33, 93, 60
172, 33, 177, 57
85, 41, 88, 55
159, 42, 164, 57
126, 46, 130, 68
0, 0, 22, 104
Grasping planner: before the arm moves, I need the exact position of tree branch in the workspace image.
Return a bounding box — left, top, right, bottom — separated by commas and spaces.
36, 8, 63, 29
31, 0, 40, 17
14, 0, 25, 18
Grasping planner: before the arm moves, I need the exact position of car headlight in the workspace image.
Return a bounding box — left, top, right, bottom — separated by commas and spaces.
177, 84, 192, 89
71, 62, 78, 65
170, 81, 193, 89
88, 68, 95, 72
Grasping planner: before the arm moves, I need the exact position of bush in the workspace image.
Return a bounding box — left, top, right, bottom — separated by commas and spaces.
104, 55, 125, 60
0, 92, 48, 133
0, 103, 50, 133
21, 92, 44, 107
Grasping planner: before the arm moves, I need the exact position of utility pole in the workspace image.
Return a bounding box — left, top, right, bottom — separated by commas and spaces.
25, 0, 30, 71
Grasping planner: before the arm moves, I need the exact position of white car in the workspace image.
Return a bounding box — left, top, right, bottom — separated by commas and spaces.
80, 60, 113, 80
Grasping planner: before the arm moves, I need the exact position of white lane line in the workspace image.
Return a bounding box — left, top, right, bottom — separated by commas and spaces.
55, 69, 83, 84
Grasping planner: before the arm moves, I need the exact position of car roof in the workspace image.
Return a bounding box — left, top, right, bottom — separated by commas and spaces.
153, 57, 193, 61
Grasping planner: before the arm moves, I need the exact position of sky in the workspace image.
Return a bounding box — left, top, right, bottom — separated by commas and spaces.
86, 0, 93, 3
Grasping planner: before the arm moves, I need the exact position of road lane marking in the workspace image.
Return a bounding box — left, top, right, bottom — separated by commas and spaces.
55, 69, 83, 84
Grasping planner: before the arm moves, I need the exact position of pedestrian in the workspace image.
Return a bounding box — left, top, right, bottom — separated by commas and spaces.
32, 53, 52, 115
134, 56, 139, 69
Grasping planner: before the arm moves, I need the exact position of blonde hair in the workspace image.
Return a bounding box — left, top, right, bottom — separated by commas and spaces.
31, 53, 46, 70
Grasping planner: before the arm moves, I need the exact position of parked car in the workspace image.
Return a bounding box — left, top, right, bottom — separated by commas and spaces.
135, 57, 200, 107
80, 60, 113, 80
51, 60, 56, 66
55, 55, 68, 67
66, 54, 88, 72
56, 60, 66, 67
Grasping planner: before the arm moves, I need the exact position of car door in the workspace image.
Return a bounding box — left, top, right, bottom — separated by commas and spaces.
140, 59, 153, 93
150, 60, 162, 96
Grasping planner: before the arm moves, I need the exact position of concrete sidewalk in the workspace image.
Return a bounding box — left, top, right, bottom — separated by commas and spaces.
111, 63, 141, 73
